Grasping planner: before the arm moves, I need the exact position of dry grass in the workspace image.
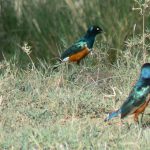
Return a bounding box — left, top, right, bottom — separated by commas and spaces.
0, 0, 150, 149
0, 51, 150, 149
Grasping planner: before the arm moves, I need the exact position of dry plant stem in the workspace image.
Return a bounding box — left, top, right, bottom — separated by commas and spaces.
142, 9, 146, 63
20, 42, 36, 70
132, 0, 150, 64
28, 54, 36, 70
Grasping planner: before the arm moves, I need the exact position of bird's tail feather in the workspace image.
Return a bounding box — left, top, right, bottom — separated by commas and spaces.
104, 110, 120, 122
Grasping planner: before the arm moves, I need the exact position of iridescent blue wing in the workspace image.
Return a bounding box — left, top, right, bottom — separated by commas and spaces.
61, 39, 88, 60
120, 86, 150, 118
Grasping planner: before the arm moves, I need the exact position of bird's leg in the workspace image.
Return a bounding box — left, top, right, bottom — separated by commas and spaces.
140, 112, 144, 124
134, 113, 139, 124
141, 98, 150, 124
140, 97, 150, 124
77, 60, 80, 65
134, 98, 150, 124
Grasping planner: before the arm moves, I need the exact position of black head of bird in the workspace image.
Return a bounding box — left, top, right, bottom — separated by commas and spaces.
86, 25, 103, 37
141, 63, 150, 79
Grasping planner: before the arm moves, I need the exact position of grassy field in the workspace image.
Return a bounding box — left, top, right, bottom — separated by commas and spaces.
0, 49, 150, 149
0, 0, 150, 149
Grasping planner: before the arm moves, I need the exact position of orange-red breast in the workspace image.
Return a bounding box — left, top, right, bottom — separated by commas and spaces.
60, 25, 103, 64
